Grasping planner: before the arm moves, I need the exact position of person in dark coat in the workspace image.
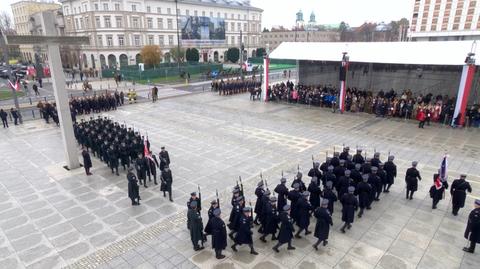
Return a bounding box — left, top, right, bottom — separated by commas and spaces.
371, 152, 381, 168
288, 183, 301, 223
274, 177, 289, 210
259, 196, 279, 242
107, 144, 119, 176
291, 172, 307, 192
451, 174, 473, 215
351, 163, 363, 184
463, 199, 480, 253
253, 181, 265, 225
340, 186, 358, 233
127, 168, 140, 206
336, 170, 352, 200
161, 165, 173, 202
119, 142, 130, 170
322, 181, 338, 214
308, 177, 321, 209
10, 108, 19, 125
204, 200, 219, 236
313, 199, 333, 250
187, 201, 205, 251
339, 146, 350, 160
187, 192, 201, 212
295, 191, 313, 238
82, 149, 93, 175
383, 155, 397, 192
405, 161, 422, 200
356, 175, 372, 218
429, 171, 449, 209
272, 205, 296, 252
308, 162, 323, 183
369, 167, 382, 201
0, 109, 8, 128
147, 151, 159, 185
135, 153, 148, 187
205, 208, 227, 259
159, 146, 170, 171
231, 207, 258, 255
322, 166, 337, 188
352, 149, 365, 164
228, 196, 244, 239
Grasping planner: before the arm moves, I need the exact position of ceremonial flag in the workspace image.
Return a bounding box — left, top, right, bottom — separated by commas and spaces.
144, 138, 153, 161
8, 79, 20, 92
338, 54, 349, 112
434, 174, 442, 190
439, 155, 448, 181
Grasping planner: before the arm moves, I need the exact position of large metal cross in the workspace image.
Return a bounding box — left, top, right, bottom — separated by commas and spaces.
4, 12, 89, 169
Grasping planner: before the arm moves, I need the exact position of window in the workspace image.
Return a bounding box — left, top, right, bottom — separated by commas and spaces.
167, 8, 171, 14
177, 9, 180, 15
132, 5, 136, 12
237, 36, 240, 44
74, 7, 76, 14
168, 35, 174, 45
167, 19, 173, 29
94, 4, 98, 11
159, 35, 164, 45
134, 35, 141, 46
237, 14, 240, 20
157, 7, 161, 13
244, 14, 247, 20
237, 23, 241, 31
97, 35, 103, 46
116, 17, 122, 28
157, 18, 163, 29
202, 11, 205, 16
75, 18, 79, 29
115, 3, 120, 11
104, 16, 111, 28
243, 23, 247, 32
148, 35, 154, 45
186, 10, 189, 16
231, 36, 235, 44
147, 18, 153, 28
224, 13, 227, 18
210, 12, 213, 17
231, 22, 234, 31
85, 16, 89, 28
132, 17, 139, 28
80, 18, 84, 29
83, 4, 87, 12
95, 16, 100, 28
217, 12, 220, 18
147, 6, 151, 13
118, 35, 124, 46
103, 3, 108, 11
194, 10, 198, 16
231, 14, 234, 19
106, 35, 113, 46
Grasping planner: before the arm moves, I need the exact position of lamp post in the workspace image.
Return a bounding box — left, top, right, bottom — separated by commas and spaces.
0, 29, 22, 124
175, 0, 181, 73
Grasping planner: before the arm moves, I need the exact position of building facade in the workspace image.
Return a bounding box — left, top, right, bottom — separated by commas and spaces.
409, 0, 480, 41
261, 30, 340, 50
58, 0, 263, 69
11, 0, 62, 63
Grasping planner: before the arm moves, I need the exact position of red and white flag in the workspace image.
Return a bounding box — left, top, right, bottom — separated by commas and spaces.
144, 138, 153, 161
434, 175, 443, 190
8, 79, 20, 92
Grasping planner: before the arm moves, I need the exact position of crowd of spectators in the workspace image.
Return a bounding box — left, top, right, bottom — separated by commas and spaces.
268, 81, 480, 127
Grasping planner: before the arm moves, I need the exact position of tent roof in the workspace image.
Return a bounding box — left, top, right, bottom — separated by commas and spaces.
269, 41, 480, 66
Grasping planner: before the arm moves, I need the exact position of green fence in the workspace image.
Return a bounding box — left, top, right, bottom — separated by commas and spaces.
247, 57, 296, 65
102, 63, 223, 82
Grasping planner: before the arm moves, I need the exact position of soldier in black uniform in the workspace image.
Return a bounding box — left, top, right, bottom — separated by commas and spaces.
254, 181, 265, 225
288, 183, 302, 224
336, 170, 352, 199
127, 167, 140, 206
275, 177, 289, 211
107, 144, 119, 176
463, 199, 480, 253
339, 146, 350, 160
308, 177, 321, 209
351, 163, 363, 185
340, 186, 358, 233
205, 208, 227, 259
313, 199, 333, 250
228, 196, 244, 239
147, 151, 159, 185
369, 167, 382, 201
119, 142, 130, 170
295, 191, 313, 238
187, 192, 201, 212
322, 181, 337, 214
371, 152, 381, 168
451, 174, 473, 216
322, 166, 336, 188
231, 207, 258, 255
187, 201, 204, 251
429, 170, 449, 209
135, 153, 148, 188
308, 162, 323, 182
356, 175, 372, 218
383, 156, 397, 192
291, 172, 307, 192
161, 165, 173, 202
272, 205, 295, 253
159, 146, 170, 171
405, 161, 422, 200
259, 196, 279, 243
352, 149, 365, 164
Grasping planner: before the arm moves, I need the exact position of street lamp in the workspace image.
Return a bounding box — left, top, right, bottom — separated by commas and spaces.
175, 0, 181, 73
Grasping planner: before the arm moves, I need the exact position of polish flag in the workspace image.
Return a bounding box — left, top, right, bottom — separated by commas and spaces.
8, 79, 20, 91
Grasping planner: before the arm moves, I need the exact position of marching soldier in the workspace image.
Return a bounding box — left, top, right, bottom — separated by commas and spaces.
107, 144, 119, 176
356, 175, 373, 218
274, 177, 289, 211
369, 167, 382, 201
187, 192, 201, 211
339, 146, 350, 160
308, 177, 321, 209
228, 196, 244, 239
451, 174, 473, 216
127, 167, 140, 206
322, 166, 336, 188
291, 172, 307, 192
352, 149, 365, 164
231, 207, 258, 255
272, 205, 296, 252
313, 199, 333, 250
340, 186, 358, 233
187, 201, 205, 251
429, 170, 448, 210
336, 170, 352, 199
161, 165, 174, 202
295, 191, 313, 238
351, 163, 363, 184
288, 183, 302, 224
205, 208, 227, 259
383, 156, 397, 192
405, 161, 422, 200
254, 181, 265, 225
135, 153, 148, 188
463, 199, 480, 253
146, 151, 159, 185
308, 162, 323, 182
371, 152, 381, 168
119, 142, 130, 170
322, 181, 338, 214
259, 196, 279, 243
159, 146, 171, 171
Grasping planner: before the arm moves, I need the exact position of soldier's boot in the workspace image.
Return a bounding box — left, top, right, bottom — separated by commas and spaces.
358, 208, 364, 218
215, 249, 225, 259
406, 190, 409, 199
295, 229, 303, 239
259, 235, 267, 243
313, 240, 320, 251
272, 242, 281, 253
305, 230, 312, 235
271, 234, 277, 241
169, 192, 173, 202
347, 223, 352, 229
228, 231, 235, 240
154, 178, 158, 185
287, 241, 295, 250
463, 241, 476, 253
340, 223, 347, 233
231, 244, 238, 252
249, 244, 258, 255
111, 167, 114, 174
144, 180, 148, 188
163, 191, 166, 197
409, 191, 414, 200
115, 167, 119, 176
452, 207, 459, 216
323, 240, 328, 246
253, 216, 260, 225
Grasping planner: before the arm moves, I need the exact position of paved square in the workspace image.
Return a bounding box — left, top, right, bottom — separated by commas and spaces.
0, 92, 479, 269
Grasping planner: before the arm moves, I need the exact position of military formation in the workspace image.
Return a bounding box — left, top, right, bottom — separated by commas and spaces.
70, 91, 124, 115
211, 78, 261, 96
73, 116, 173, 205
186, 146, 479, 259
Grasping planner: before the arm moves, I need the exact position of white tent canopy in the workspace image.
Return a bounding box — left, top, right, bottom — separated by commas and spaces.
269, 41, 480, 66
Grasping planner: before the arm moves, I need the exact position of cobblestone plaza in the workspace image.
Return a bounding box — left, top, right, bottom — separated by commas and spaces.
0, 92, 479, 269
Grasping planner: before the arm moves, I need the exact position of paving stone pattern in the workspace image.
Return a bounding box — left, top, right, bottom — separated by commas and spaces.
0, 92, 479, 269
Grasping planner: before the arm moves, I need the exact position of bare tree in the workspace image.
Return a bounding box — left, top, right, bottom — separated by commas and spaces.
0, 11, 15, 34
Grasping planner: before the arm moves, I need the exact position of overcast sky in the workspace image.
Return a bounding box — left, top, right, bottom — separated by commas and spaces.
1, 0, 414, 29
